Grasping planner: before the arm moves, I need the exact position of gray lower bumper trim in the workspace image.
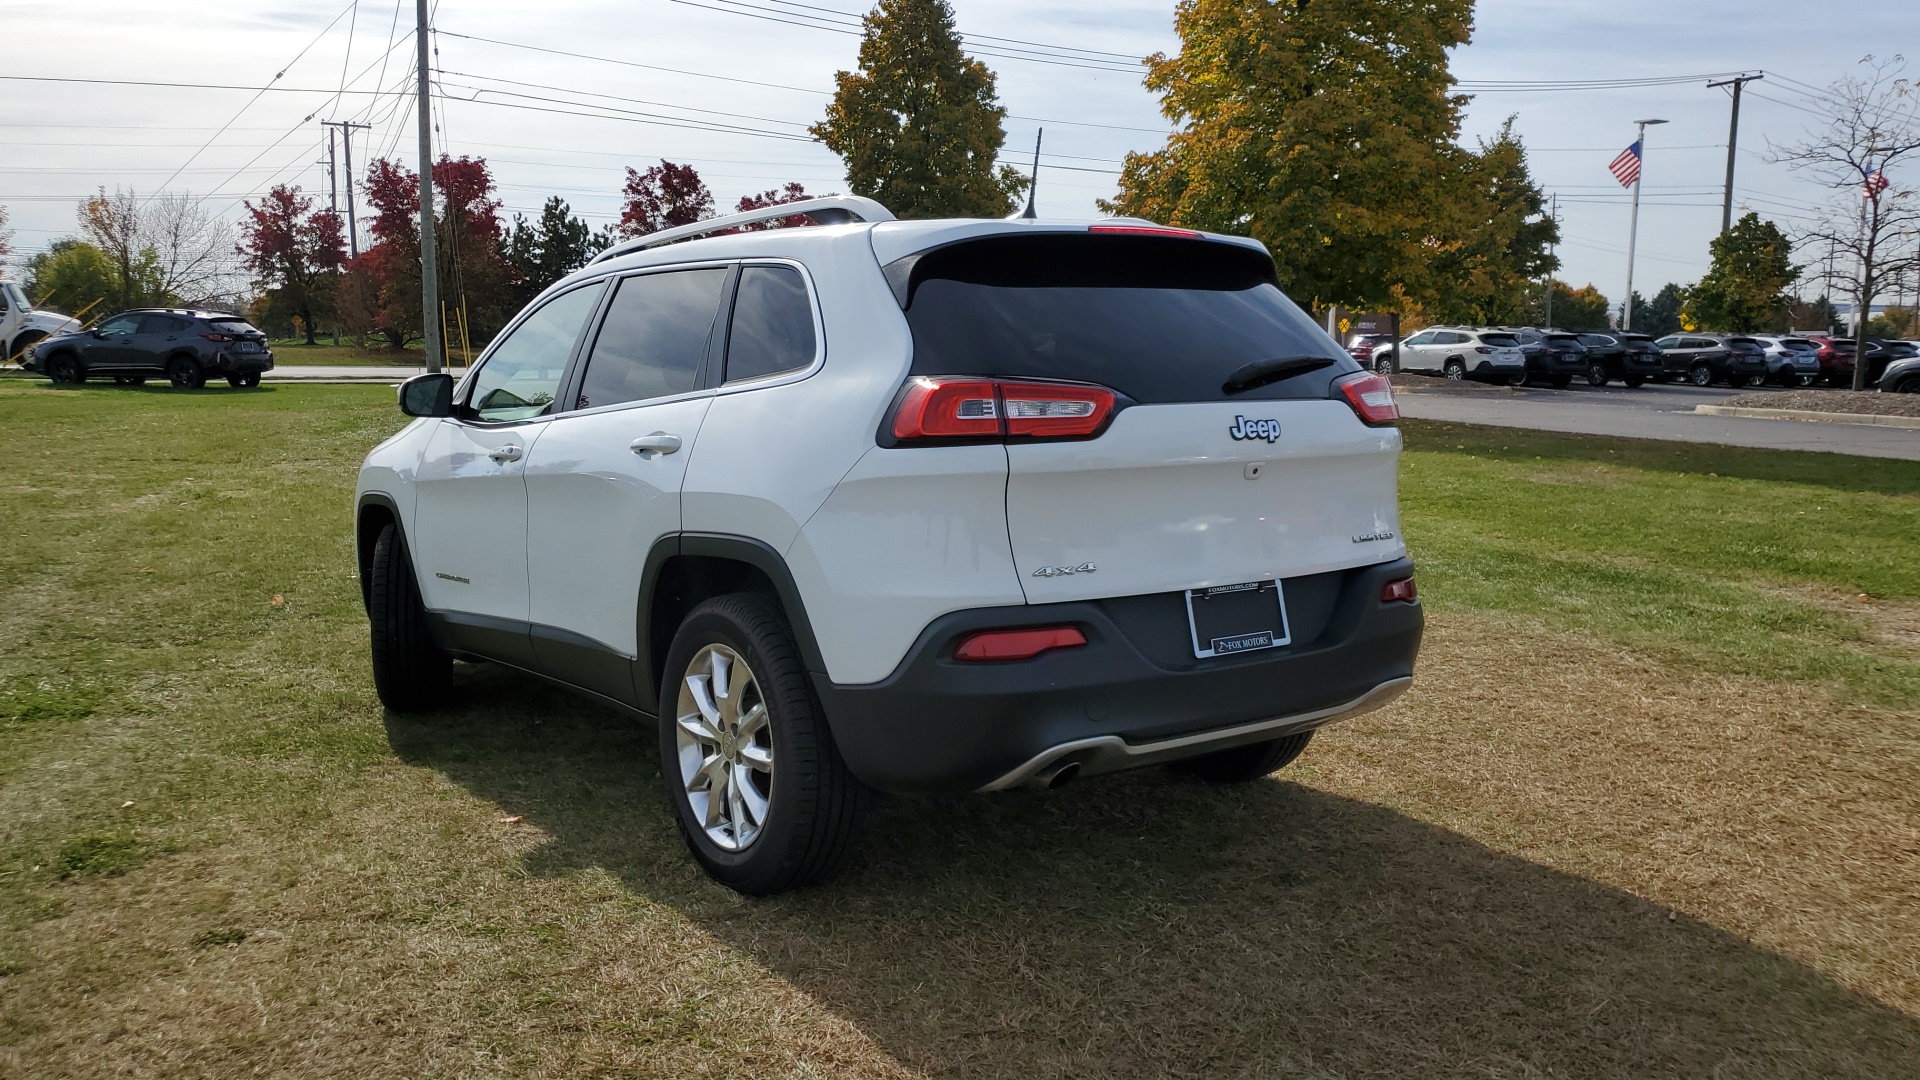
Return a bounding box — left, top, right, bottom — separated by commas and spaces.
975, 676, 1414, 792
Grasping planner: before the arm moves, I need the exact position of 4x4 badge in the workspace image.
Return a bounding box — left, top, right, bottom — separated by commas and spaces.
1032, 563, 1097, 578
1228, 416, 1281, 442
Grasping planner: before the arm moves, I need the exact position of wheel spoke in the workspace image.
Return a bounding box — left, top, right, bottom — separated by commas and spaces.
735, 703, 768, 741
738, 742, 773, 771
676, 710, 721, 747
727, 776, 748, 845
734, 764, 769, 826
708, 650, 734, 725
685, 672, 723, 730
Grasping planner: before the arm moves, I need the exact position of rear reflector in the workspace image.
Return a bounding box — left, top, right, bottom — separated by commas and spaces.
1087, 223, 1203, 239
1381, 577, 1418, 603
954, 626, 1087, 662
891, 377, 1118, 444
1334, 371, 1399, 425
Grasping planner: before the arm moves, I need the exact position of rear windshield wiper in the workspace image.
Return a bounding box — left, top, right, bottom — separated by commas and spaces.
1221, 355, 1337, 395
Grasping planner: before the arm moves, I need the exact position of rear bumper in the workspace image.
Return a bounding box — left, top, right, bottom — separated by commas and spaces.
814, 558, 1423, 794
217, 351, 274, 372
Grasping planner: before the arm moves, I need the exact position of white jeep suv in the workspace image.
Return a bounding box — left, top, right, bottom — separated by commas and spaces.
355, 197, 1423, 893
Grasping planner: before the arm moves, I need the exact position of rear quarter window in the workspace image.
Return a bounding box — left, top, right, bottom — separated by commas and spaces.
895, 233, 1357, 404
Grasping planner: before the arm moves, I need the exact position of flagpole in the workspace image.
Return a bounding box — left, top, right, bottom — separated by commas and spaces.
1622, 118, 1667, 330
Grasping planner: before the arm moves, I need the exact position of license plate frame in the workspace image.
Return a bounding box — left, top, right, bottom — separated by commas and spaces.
1185, 580, 1290, 659
234, 341, 260, 353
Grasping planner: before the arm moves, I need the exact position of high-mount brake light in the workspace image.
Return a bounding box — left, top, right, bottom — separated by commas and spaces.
954, 625, 1087, 663
890, 377, 1118, 444
1086, 223, 1204, 239
1334, 371, 1399, 426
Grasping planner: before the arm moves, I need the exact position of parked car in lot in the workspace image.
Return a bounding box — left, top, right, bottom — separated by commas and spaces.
1, 278, 81, 365
1653, 333, 1767, 386
355, 199, 1424, 893
1880, 353, 1920, 393
26, 308, 274, 388
1345, 332, 1394, 369
1574, 330, 1664, 386
1394, 326, 1525, 382
1798, 336, 1856, 385
1872, 339, 1919, 385
1750, 336, 1821, 386
1521, 331, 1590, 388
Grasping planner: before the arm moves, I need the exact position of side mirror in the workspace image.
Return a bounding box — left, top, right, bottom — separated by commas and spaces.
90, 329, 105, 339
398, 372, 455, 418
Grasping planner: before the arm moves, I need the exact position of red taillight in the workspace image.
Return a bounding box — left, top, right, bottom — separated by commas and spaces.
203, 332, 232, 343
999, 381, 1117, 438
1334, 371, 1399, 425
954, 625, 1087, 662
890, 377, 1118, 444
1087, 223, 1203, 239
1474, 345, 1493, 354
891, 378, 1001, 440
1381, 577, 1418, 603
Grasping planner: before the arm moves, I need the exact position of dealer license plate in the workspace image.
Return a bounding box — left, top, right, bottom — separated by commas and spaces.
1185, 580, 1290, 659
234, 341, 260, 353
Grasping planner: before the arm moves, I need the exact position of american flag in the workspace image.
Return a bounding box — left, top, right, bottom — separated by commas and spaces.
1864, 170, 1889, 198
1609, 141, 1643, 188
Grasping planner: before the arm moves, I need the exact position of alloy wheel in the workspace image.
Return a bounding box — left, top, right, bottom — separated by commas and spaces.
675, 644, 774, 852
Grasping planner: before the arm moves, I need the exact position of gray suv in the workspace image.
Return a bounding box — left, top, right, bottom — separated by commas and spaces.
28, 308, 274, 388
1653, 333, 1767, 387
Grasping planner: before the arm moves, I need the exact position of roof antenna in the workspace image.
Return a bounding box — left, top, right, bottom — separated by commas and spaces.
1019, 127, 1042, 219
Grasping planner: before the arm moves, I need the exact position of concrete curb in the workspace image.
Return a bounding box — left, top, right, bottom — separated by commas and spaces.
1693, 404, 1920, 429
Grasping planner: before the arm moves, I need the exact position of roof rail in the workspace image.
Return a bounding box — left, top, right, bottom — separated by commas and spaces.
589, 195, 895, 266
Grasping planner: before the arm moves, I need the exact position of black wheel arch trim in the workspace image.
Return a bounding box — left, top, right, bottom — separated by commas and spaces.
637, 533, 828, 710
355, 492, 406, 613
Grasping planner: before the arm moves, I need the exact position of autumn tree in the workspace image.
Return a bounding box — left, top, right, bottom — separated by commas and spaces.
357, 155, 515, 350
735, 183, 814, 230
1105, 0, 1474, 314
617, 161, 714, 238
78, 187, 234, 309
812, 0, 1027, 218
21, 239, 119, 316
503, 197, 611, 307
1774, 56, 1920, 388
1681, 213, 1799, 332
240, 185, 346, 344
0, 204, 12, 263
1429, 117, 1559, 325
1543, 281, 1611, 330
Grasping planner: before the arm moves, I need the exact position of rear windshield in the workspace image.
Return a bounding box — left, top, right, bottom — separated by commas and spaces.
1781, 339, 1817, 350
895, 234, 1357, 403
1478, 333, 1520, 347
209, 318, 263, 335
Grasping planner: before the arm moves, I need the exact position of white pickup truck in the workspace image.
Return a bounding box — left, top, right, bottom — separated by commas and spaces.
1, 279, 82, 365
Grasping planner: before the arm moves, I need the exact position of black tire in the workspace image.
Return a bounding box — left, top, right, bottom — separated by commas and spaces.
658, 592, 873, 894
1550, 374, 1573, 389
367, 523, 452, 712
1796, 373, 1815, 387
1374, 354, 1392, 374
10, 331, 45, 366
1624, 375, 1645, 388
1507, 371, 1528, 387
1727, 373, 1758, 388
1172, 731, 1315, 783
1895, 375, 1920, 394
241, 371, 261, 388
46, 353, 84, 384
167, 356, 205, 389
1443, 359, 1466, 381
1585, 364, 1609, 387
1689, 364, 1713, 387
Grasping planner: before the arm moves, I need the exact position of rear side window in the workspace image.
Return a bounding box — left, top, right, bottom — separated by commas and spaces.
725, 265, 816, 384
577, 268, 729, 410
897, 233, 1356, 403
138, 314, 186, 334
1434, 331, 1467, 345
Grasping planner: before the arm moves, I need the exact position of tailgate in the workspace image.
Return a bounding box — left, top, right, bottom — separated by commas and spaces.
1007, 400, 1404, 603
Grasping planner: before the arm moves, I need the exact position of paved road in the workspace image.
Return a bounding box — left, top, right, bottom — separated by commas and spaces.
1396, 379, 1920, 462
267, 365, 468, 381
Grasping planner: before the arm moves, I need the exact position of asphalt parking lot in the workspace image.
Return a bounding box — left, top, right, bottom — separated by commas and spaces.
1395, 378, 1920, 461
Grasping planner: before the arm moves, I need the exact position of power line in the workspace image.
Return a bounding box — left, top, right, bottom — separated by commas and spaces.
432, 29, 830, 95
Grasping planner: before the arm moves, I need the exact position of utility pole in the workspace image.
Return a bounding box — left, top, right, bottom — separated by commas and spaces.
1019, 128, 1042, 219
1706, 74, 1763, 234
322, 120, 372, 258
415, 0, 441, 374
326, 126, 338, 215
1544, 192, 1558, 328
1622, 118, 1668, 331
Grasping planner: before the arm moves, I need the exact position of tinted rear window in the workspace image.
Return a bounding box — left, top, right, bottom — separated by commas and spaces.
1478, 333, 1520, 347
897, 234, 1356, 403
209, 318, 262, 335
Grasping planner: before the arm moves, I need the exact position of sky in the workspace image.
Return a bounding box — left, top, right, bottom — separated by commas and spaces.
4, 0, 1919, 313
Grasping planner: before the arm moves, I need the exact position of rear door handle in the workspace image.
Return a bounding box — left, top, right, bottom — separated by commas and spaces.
488, 444, 524, 463
630, 433, 682, 456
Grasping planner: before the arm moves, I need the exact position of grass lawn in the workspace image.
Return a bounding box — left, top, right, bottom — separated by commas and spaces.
2, 382, 1916, 1077
265, 339, 435, 366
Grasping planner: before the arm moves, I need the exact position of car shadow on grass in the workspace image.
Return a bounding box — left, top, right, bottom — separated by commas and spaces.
386, 664, 1920, 1077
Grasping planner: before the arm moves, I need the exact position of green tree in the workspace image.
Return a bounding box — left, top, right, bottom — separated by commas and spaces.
503, 197, 610, 308
1103, 0, 1475, 314
1635, 283, 1686, 335
1429, 117, 1559, 325
1545, 281, 1611, 329
22, 239, 120, 317
1682, 213, 1799, 332
812, 0, 1027, 218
